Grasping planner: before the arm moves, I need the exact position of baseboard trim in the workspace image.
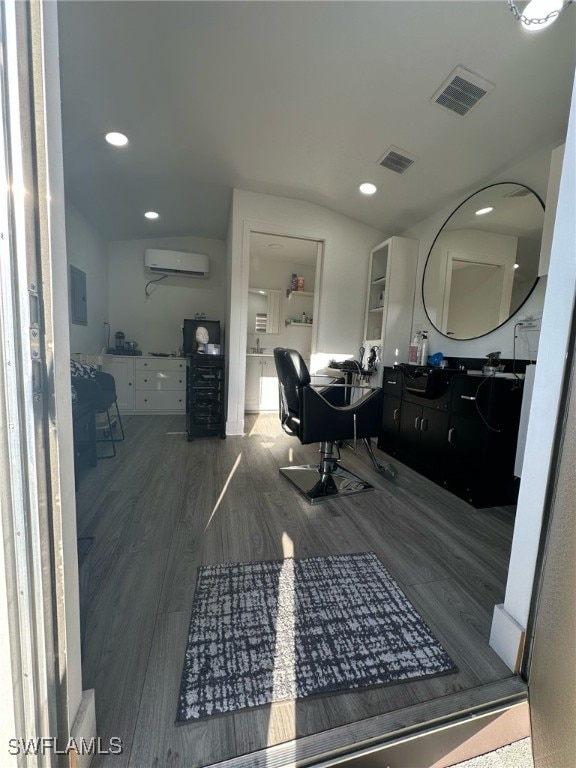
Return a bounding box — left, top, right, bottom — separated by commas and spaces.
226, 420, 244, 435
490, 604, 526, 673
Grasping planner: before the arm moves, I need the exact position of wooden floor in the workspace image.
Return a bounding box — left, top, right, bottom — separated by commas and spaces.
75, 413, 519, 768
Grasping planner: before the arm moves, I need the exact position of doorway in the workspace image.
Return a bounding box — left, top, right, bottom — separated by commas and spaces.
244, 232, 322, 413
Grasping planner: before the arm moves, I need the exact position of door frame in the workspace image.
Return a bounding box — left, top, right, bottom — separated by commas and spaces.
6, 4, 575, 765
489, 70, 576, 675
0, 0, 94, 761
226, 215, 326, 435
245, 230, 323, 413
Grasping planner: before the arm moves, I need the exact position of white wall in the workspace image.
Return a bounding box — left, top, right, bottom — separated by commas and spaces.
402, 143, 557, 361
226, 188, 385, 434
108, 235, 226, 355
66, 204, 109, 354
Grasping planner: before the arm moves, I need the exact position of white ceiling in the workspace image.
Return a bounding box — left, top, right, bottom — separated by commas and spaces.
57, 1, 576, 243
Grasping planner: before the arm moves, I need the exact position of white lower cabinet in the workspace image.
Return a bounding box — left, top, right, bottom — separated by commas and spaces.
134, 389, 186, 411
101, 357, 135, 411
245, 356, 279, 412
102, 356, 186, 414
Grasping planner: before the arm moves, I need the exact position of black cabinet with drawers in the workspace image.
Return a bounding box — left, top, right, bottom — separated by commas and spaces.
186, 354, 226, 440
397, 401, 449, 482
378, 366, 524, 507
445, 374, 523, 506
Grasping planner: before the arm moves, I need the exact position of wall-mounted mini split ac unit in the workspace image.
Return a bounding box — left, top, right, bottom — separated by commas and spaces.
144, 249, 209, 278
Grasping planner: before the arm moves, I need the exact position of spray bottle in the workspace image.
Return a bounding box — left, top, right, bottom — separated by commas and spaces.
419, 331, 429, 366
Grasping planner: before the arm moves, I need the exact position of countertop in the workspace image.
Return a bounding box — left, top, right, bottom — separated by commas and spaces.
77, 353, 187, 364
466, 370, 525, 380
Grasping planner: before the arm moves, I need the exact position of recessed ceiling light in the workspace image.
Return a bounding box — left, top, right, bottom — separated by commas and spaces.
144, 211, 159, 220
105, 131, 129, 146
475, 206, 494, 216
268, 243, 283, 249
359, 182, 377, 195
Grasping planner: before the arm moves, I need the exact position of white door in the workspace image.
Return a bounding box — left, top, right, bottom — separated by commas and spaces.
441, 249, 515, 337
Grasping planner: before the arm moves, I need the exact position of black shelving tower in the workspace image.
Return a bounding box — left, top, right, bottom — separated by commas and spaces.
186, 354, 226, 440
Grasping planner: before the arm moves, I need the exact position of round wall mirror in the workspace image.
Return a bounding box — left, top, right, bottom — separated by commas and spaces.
422, 183, 544, 340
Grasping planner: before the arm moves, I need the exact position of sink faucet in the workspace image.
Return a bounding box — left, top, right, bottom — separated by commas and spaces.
256, 337, 260, 353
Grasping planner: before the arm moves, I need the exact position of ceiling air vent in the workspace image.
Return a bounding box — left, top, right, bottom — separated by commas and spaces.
432, 66, 494, 116
378, 146, 417, 174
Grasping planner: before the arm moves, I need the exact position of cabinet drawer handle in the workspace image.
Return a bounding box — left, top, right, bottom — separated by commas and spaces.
414, 416, 421, 430
448, 427, 455, 443
393, 408, 399, 421
460, 395, 476, 401
420, 418, 428, 432
128, 382, 132, 386
386, 379, 397, 385
144, 378, 147, 383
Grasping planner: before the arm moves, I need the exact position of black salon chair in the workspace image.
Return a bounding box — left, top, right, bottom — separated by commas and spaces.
273, 348, 396, 504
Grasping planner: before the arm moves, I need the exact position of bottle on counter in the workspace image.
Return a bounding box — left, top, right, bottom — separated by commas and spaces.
301, 311, 307, 324
408, 331, 421, 364
419, 331, 429, 366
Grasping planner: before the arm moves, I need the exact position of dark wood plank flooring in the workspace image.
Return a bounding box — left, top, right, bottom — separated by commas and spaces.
75, 414, 517, 768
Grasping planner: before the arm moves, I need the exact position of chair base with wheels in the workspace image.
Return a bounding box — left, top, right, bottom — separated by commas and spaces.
280, 441, 374, 504
273, 348, 393, 504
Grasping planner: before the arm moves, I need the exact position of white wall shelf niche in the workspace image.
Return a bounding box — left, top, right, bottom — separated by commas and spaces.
285, 320, 313, 327
363, 235, 419, 373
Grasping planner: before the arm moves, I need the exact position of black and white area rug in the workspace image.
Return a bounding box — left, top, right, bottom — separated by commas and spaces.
176, 552, 456, 722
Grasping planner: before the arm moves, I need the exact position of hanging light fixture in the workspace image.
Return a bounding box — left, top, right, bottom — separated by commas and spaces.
507, 0, 572, 31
